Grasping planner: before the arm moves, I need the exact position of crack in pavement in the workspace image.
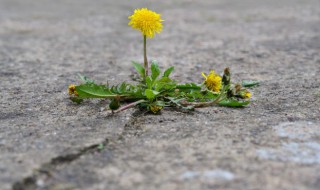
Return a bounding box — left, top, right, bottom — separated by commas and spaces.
12, 110, 145, 190
12, 139, 109, 190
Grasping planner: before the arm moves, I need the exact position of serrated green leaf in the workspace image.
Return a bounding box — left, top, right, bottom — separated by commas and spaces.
156, 83, 176, 92
76, 84, 119, 98
176, 83, 201, 90
155, 101, 166, 106
203, 91, 218, 99
132, 61, 145, 78
146, 76, 153, 89
145, 89, 160, 100
218, 99, 250, 107
188, 91, 203, 99
154, 77, 176, 91
167, 97, 185, 104
154, 82, 165, 92
242, 80, 260, 87
118, 82, 127, 93
163, 66, 174, 77
75, 83, 144, 100
151, 60, 160, 81
78, 74, 95, 84
182, 105, 195, 111
157, 77, 172, 83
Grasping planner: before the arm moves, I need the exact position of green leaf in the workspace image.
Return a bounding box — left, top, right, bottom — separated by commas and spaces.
242, 80, 260, 87
154, 82, 165, 92
146, 76, 153, 89
203, 91, 218, 99
76, 84, 119, 98
117, 82, 127, 93
75, 83, 144, 100
151, 60, 160, 81
154, 101, 166, 106
145, 89, 160, 100
157, 77, 172, 83
182, 105, 195, 111
218, 99, 250, 107
163, 66, 174, 77
132, 61, 145, 78
167, 97, 185, 104
78, 74, 95, 84
154, 77, 176, 91
187, 91, 203, 99
176, 83, 202, 90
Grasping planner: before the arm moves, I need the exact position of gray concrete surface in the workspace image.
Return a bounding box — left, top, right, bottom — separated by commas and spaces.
1, 0, 320, 189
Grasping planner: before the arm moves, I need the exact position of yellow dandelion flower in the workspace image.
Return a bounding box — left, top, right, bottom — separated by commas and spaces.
128, 8, 163, 38
239, 90, 251, 99
244, 91, 251, 99
202, 71, 222, 92
68, 84, 78, 96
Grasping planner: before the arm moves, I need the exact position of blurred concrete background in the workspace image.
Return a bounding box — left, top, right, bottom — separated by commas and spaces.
0, 0, 320, 189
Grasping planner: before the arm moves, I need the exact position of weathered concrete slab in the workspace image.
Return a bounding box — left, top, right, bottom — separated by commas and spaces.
0, 0, 320, 189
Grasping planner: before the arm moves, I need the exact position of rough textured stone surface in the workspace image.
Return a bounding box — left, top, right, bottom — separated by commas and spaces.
0, 0, 320, 189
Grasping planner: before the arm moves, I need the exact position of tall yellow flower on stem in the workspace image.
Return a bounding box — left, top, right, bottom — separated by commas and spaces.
202, 71, 222, 92
128, 8, 163, 79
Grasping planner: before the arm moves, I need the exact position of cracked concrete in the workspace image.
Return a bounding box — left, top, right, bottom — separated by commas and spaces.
1, 0, 320, 189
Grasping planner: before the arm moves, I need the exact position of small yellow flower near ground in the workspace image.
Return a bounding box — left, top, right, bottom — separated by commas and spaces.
149, 105, 163, 114
202, 71, 222, 92
240, 90, 251, 99
244, 91, 251, 99
68, 84, 78, 96
128, 8, 163, 38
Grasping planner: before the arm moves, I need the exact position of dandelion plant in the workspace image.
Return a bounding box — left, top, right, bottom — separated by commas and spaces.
68, 8, 258, 114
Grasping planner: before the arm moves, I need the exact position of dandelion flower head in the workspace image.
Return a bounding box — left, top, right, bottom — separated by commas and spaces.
244, 91, 251, 99
241, 90, 251, 99
202, 71, 222, 92
128, 8, 163, 38
68, 84, 78, 96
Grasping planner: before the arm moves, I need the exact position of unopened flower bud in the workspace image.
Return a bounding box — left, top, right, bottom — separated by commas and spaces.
235, 84, 242, 93
149, 105, 163, 114
68, 84, 78, 96
222, 67, 231, 85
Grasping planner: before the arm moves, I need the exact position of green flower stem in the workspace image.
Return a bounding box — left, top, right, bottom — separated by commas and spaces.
114, 99, 146, 113
143, 35, 148, 79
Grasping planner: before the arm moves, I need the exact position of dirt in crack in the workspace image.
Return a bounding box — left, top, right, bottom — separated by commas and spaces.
12, 110, 145, 190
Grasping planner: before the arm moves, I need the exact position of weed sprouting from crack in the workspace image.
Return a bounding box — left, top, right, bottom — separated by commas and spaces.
67, 8, 259, 115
